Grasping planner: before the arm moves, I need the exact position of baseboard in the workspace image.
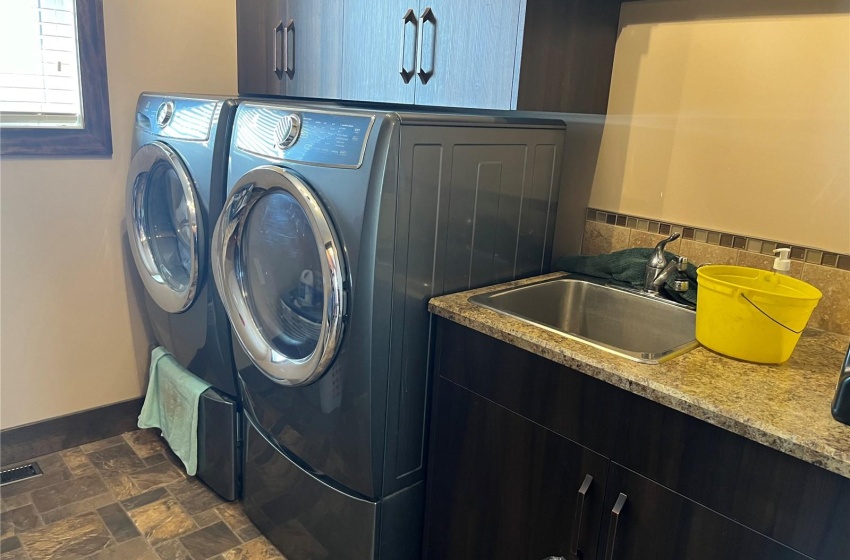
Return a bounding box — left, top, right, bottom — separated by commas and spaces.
1, 397, 144, 466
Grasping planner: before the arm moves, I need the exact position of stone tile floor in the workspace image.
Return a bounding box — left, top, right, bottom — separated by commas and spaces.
0, 430, 285, 560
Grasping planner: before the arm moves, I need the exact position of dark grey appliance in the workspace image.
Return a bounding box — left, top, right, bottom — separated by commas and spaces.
125, 93, 240, 500
212, 101, 565, 559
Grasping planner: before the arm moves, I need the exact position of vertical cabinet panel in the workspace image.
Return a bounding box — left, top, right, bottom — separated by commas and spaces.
283, 0, 344, 99
413, 1, 523, 109
423, 377, 608, 560
341, 0, 416, 104
237, 0, 283, 95
599, 463, 811, 560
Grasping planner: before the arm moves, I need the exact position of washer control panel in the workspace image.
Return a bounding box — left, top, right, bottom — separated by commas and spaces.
235, 104, 374, 168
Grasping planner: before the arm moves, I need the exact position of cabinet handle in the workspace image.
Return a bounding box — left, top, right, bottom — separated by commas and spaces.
273, 20, 284, 79
604, 493, 627, 560
399, 9, 417, 83
283, 19, 294, 79
570, 474, 593, 557
416, 6, 435, 84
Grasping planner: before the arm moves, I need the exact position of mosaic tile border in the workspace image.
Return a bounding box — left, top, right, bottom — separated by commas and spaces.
586, 208, 850, 270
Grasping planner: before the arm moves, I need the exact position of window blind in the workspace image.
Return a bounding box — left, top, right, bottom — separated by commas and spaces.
0, 0, 84, 128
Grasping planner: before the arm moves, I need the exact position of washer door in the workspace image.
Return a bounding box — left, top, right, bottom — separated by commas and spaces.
213, 166, 346, 386
126, 142, 203, 313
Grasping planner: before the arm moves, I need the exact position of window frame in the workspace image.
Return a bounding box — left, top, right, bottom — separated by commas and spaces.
1, 0, 112, 157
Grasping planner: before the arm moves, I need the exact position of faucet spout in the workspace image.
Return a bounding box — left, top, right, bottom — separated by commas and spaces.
644, 233, 682, 292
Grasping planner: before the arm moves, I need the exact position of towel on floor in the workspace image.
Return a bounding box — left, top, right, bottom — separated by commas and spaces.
138, 346, 211, 475
554, 248, 699, 306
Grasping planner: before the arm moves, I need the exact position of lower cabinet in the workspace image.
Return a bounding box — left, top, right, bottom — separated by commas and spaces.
423, 320, 847, 559
425, 379, 608, 560
425, 378, 809, 560
600, 465, 808, 560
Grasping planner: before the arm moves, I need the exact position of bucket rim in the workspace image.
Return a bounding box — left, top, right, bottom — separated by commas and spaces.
696, 265, 822, 302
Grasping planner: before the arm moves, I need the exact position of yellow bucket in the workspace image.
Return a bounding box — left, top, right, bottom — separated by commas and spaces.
695, 266, 822, 364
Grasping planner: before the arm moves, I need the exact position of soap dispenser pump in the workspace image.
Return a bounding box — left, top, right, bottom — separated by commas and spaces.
773, 248, 792, 274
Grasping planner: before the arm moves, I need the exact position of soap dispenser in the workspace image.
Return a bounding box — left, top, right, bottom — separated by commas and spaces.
832, 344, 850, 426
773, 248, 792, 274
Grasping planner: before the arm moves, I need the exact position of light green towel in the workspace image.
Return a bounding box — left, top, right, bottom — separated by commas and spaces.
138, 346, 211, 475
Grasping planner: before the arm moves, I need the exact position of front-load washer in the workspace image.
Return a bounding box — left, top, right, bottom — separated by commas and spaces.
212, 101, 565, 559
125, 93, 240, 500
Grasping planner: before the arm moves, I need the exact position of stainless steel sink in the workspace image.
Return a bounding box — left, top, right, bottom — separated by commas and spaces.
469, 276, 698, 363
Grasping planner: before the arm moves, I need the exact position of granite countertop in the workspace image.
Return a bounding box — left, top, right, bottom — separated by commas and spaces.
428, 272, 850, 479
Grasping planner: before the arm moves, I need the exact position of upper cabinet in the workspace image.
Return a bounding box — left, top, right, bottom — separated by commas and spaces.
341, 1, 524, 109
341, 0, 416, 105
238, 0, 623, 113
237, 0, 344, 100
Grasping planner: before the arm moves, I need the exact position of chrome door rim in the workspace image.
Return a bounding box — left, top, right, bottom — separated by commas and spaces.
212, 166, 346, 386
126, 141, 202, 313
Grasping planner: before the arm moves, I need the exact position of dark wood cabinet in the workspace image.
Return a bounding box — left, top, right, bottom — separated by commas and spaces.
599, 464, 808, 560
237, 0, 623, 113
236, 0, 279, 96
424, 320, 850, 560
236, 0, 343, 98
425, 378, 608, 560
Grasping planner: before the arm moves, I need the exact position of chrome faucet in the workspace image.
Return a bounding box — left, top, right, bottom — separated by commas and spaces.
644, 233, 688, 293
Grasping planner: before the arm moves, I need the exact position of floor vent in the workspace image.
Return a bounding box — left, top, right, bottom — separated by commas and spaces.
0, 462, 43, 486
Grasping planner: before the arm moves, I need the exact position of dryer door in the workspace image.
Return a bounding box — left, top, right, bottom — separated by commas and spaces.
213, 165, 346, 386
126, 141, 203, 313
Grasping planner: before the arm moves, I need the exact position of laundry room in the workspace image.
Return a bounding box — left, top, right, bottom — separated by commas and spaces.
0, 1, 848, 559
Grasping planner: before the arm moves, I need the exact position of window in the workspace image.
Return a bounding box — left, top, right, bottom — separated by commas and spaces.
0, 0, 111, 156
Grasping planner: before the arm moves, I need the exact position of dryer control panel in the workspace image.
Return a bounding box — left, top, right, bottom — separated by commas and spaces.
234, 104, 375, 169
135, 95, 218, 141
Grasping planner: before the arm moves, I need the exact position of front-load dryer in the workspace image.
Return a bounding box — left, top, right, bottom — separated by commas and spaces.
126, 93, 240, 500
212, 101, 565, 559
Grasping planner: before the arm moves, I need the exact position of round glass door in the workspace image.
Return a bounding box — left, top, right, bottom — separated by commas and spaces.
213, 166, 346, 386
126, 142, 203, 313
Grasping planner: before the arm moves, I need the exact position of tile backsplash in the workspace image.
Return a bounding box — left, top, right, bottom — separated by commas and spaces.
579, 209, 850, 336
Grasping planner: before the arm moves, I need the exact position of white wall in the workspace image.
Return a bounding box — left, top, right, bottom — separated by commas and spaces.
0, 0, 237, 429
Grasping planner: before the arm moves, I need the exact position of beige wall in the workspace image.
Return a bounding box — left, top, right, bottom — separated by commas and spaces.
0, 0, 237, 429
587, 0, 850, 254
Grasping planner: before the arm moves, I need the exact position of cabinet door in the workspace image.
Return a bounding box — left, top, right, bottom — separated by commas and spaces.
341, 0, 416, 104
599, 463, 811, 560
236, 0, 284, 95
413, 1, 522, 109
423, 378, 609, 560
281, 0, 344, 99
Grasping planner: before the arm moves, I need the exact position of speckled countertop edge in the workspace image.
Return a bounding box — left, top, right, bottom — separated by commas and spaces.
429, 273, 850, 479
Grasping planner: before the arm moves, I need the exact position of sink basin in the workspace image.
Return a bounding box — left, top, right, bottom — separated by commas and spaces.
469, 276, 698, 363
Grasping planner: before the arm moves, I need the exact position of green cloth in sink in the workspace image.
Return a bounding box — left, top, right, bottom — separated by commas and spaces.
554, 248, 698, 306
